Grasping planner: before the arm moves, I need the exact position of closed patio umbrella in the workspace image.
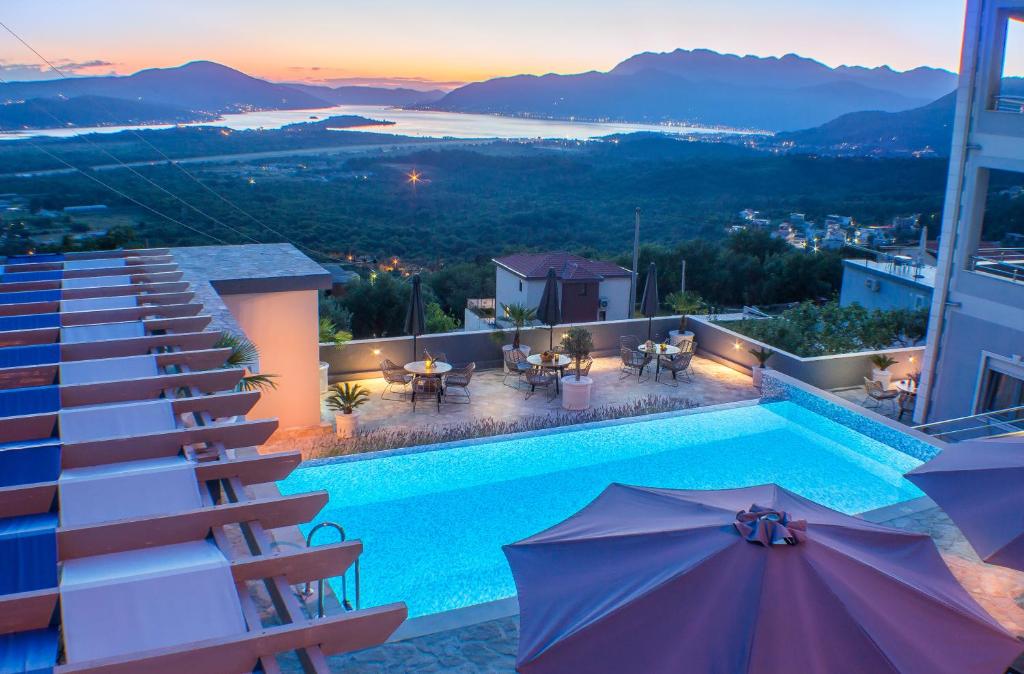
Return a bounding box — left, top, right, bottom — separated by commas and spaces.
404, 274, 425, 361
639, 261, 659, 339
504, 483, 1021, 674
536, 268, 561, 350
906, 435, 1024, 570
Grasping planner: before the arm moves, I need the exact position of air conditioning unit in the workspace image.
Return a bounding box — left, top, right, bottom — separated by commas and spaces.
599, 297, 609, 308
864, 278, 881, 292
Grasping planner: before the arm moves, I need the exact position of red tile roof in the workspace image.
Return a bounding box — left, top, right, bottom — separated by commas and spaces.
493, 252, 631, 281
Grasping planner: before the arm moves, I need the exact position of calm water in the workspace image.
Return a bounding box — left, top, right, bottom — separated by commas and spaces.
0, 104, 754, 141
278, 402, 923, 617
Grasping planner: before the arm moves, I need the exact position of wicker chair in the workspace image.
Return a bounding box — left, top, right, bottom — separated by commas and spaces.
503, 348, 532, 389
863, 377, 899, 416
524, 367, 556, 400
658, 351, 694, 385
620, 335, 641, 351
897, 390, 916, 422
444, 362, 475, 403
380, 359, 412, 400
411, 375, 443, 412
620, 346, 650, 382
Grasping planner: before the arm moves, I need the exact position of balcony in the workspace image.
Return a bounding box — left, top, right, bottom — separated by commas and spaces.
969, 247, 1024, 284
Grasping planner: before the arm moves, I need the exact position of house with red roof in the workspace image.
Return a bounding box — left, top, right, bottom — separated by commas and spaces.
491, 252, 633, 324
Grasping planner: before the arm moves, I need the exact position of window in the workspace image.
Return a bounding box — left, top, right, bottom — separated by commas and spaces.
975, 354, 1024, 421
981, 370, 1024, 412
518, 280, 523, 292
578, 285, 587, 297
598, 309, 607, 321
968, 168, 1024, 283
992, 13, 1024, 113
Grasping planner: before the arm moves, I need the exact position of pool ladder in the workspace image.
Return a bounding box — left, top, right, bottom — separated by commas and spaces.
299, 522, 360, 618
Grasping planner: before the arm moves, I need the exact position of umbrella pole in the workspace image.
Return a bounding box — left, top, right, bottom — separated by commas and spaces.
648, 317, 653, 340
549, 326, 554, 350
412, 335, 417, 361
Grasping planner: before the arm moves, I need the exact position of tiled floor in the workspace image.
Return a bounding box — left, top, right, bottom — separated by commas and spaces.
326, 354, 756, 434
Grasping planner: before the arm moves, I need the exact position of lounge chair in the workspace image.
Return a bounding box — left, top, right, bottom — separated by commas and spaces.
863, 377, 899, 416
658, 351, 694, 385
411, 375, 443, 412
525, 367, 557, 400
620, 346, 650, 383
380, 359, 412, 400
444, 362, 475, 403
503, 348, 531, 389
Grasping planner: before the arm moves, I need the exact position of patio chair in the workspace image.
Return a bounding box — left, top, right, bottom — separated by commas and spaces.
503, 348, 531, 389
619, 335, 641, 351
444, 362, 475, 403
524, 367, 556, 400
574, 356, 593, 378
380, 359, 412, 400
863, 377, 898, 416
658, 351, 694, 385
411, 375, 443, 413
620, 346, 650, 383
897, 390, 916, 422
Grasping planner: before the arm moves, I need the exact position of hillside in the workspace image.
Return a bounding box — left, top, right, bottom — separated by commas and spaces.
0, 95, 218, 131
427, 49, 957, 132
286, 83, 444, 106
0, 61, 331, 114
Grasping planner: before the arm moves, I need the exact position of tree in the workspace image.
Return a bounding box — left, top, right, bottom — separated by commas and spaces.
341, 274, 408, 338
426, 262, 494, 317
425, 301, 459, 333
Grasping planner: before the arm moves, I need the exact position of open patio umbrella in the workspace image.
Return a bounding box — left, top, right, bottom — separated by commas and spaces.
504, 483, 1021, 674
536, 268, 561, 350
639, 261, 659, 339
906, 435, 1024, 570
404, 274, 425, 360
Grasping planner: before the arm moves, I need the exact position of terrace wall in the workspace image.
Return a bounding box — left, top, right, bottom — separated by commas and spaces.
687, 316, 925, 390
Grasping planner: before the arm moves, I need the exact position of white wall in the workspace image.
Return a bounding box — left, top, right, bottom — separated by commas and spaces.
221, 289, 322, 430
599, 277, 632, 321
495, 267, 527, 310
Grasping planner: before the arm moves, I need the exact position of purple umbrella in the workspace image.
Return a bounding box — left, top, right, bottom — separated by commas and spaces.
504, 483, 1021, 674
906, 435, 1024, 570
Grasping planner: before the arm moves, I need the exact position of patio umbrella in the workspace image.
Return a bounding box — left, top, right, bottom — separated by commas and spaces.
639, 261, 659, 339
504, 483, 1021, 674
404, 274, 425, 361
536, 268, 561, 350
906, 435, 1024, 570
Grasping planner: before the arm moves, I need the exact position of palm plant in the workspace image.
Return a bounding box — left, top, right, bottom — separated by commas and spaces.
665, 291, 707, 333
214, 332, 278, 392
869, 354, 898, 371
319, 317, 352, 345
501, 303, 537, 349
560, 326, 594, 380
324, 382, 370, 415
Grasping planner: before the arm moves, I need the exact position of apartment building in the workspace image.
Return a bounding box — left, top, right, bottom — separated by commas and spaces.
917, 0, 1024, 423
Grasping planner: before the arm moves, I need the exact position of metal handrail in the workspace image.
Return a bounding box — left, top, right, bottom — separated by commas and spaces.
913, 405, 1024, 441
300, 522, 361, 617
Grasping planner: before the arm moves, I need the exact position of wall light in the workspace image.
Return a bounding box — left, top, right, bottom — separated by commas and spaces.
733, 340, 742, 350
908, 355, 915, 363
372, 348, 381, 356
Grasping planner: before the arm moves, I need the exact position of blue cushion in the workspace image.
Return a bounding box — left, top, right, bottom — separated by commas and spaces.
0, 272, 62, 284
0, 441, 60, 486
0, 291, 61, 306
0, 314, 60, 332
0, 513, 58, 594
0, 345, 59, 368
0, 387, 60, 418
0, 628, 58, 674
4, 253, 63, 264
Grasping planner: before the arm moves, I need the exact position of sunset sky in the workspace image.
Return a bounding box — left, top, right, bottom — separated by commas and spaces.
0, 1, 989, 88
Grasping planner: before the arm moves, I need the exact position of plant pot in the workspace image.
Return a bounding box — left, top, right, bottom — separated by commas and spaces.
751, 365, 764, 388
872, 368, 893, 390
335, 411, 359, 439
669, 330, 695, 348
561, 375, 594, 410
501, 344, 531, 373
319, 361, 330, 394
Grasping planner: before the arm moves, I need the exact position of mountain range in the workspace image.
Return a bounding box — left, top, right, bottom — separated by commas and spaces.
427, 49, 958, 132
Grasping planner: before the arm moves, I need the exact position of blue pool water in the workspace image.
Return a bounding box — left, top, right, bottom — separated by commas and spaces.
278, 401, 926, 617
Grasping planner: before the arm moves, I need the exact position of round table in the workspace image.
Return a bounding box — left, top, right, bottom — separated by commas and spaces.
638, 343, 681, 378
404, 360, 452, 376
896, 380, 918, 395
527, 354, 572, 392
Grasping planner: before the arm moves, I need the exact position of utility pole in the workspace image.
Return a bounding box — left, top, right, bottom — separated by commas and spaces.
630, 207, 641, 316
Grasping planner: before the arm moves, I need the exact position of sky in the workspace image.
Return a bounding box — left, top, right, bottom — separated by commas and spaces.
0, 1, 988, 88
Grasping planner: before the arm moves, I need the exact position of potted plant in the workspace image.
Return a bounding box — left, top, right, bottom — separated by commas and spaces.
560, 326, 594, 410
665, 291, 705, 346
748, 346, 775, 388
500, 303, 536, 368
325, 382, 369, 438
869, 354, 899, 390
317, 318, 352, 393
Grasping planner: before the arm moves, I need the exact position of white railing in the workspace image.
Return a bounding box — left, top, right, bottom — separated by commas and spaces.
993, 94, 1024, 114
969, 248, 1024, 284
913, 404, 1024, 442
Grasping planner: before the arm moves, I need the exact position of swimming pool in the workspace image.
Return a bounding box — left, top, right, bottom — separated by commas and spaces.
278, 400, 930, 618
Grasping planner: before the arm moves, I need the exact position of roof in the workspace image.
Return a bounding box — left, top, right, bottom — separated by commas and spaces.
320, 263, 361, 285
493, 252, 631, 281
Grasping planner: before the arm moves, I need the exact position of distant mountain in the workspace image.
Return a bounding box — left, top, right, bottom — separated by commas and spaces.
0, 95, 218, 130
427, 49, 959, 132
0, 61, 331, 114
285, 83, 444, 106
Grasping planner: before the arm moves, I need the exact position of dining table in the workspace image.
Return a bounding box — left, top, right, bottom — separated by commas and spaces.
638, 343, 680, 379
526, 354, 572, 393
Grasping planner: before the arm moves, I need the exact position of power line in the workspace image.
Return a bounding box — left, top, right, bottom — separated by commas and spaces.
0, 19, 340, 261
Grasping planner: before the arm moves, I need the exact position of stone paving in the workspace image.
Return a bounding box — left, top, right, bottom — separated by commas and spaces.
284, 503, 1024, 673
